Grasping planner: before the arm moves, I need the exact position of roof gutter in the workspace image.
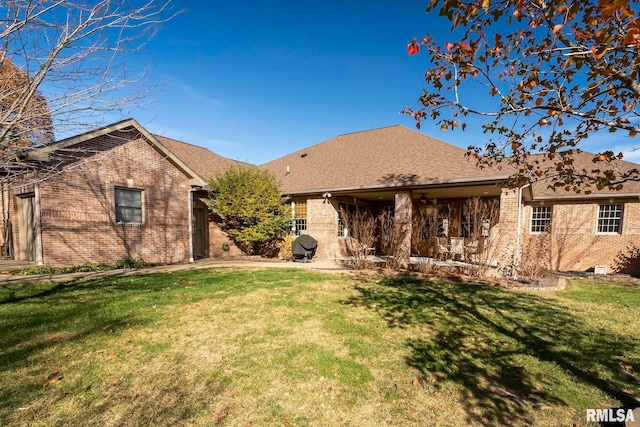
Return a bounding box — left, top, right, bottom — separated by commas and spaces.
530, 192, 640, 201
281, 175, 511, 196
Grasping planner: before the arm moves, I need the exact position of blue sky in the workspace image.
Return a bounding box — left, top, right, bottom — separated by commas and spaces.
104, 1, 469, 164
105, 0, 638, 165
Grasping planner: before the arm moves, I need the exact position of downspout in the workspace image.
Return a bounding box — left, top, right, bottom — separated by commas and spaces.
513, 184, 530, 280
188, 188, 194, 263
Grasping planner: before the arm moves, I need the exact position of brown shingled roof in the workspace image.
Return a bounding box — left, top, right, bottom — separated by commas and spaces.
259, 125, 509, 194
529, 151, 640, 199
153, 134, 244, 183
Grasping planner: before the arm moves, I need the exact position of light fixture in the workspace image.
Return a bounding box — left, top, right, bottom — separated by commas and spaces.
419, 194, 427, 204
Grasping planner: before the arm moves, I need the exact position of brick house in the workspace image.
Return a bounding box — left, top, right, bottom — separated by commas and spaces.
4, 120, 639, 275
1, 118, 242, 267
260, 125, 640, 275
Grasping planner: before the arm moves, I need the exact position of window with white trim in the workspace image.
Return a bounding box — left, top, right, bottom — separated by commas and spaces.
292, 201, 307, 236
338, 203, 347, 237
530, 206, 552, 233
115, 188, 143, 224
461, 211, 475, 238
597, 204, 622, 234
437, 206, 449, 237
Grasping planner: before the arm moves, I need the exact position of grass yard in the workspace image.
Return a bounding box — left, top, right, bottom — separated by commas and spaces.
0, 269, 639, 426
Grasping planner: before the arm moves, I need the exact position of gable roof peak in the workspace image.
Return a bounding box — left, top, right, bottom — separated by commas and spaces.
336, 124, 404, 137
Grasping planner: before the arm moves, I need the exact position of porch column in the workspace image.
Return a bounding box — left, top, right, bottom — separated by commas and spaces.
394, 191, 412, 269
495, 188, 521, 277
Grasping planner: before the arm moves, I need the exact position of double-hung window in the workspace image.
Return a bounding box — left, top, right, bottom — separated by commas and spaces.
530, 206, 552, 233
597, 204, 622, 234
292, 201, 307, 235
115, 188, 143, 224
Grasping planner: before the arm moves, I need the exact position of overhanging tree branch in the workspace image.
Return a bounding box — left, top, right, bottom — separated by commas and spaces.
406, 0, 640, 192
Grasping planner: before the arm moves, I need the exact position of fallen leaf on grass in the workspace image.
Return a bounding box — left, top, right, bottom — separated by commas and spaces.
37, 372, 63, 386
216, 411, 228, 421
107, 354, 118, 361
412, 379, 420, 387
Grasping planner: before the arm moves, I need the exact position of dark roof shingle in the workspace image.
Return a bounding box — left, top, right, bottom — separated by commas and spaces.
530, 151, 640, 199
154, 135, 244, 182
260, 125, 508, 193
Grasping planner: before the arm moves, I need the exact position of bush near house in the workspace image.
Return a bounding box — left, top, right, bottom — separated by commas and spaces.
206, 165, 291, 256
11, 258, 159, 275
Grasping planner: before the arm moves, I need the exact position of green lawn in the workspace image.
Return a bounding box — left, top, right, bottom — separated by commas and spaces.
0, 269, 638, 426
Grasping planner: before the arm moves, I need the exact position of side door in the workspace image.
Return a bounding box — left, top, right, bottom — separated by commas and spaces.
17, 194, 37, 261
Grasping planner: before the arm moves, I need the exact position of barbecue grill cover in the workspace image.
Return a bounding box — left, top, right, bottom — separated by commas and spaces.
292, 234, 318, 259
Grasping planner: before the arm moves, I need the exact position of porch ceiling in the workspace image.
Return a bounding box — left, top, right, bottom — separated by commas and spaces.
331, 182, 503, 202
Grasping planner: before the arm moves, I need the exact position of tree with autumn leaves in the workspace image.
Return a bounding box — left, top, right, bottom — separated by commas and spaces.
406, 0, 640, 192
0, 56, 54, 156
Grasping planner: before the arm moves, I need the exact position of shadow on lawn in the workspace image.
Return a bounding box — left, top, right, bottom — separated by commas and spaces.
345, 276, 640, 426
0, 275, 188, 368
0, 277, 153, 358
0, 273, 236, 423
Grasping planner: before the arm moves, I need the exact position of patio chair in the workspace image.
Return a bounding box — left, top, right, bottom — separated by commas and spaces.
449, 237, 465, 261
434, 236, 450, 260
464, 239, 480, 262
345, 237, 375, 257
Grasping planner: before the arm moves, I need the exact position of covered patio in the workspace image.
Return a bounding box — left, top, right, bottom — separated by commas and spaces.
324, 178, 511, 270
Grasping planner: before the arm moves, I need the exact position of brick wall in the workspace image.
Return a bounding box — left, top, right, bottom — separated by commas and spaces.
485, 188, 521, 273
19, 134, 193, 267
307, 197, 340, 259
394, 191, 412, 268
208, 222, 243, 258
522, 200, 640, 274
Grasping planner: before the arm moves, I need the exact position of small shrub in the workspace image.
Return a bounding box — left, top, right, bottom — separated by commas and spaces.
278, 235, 295, 260
255, 237, 283, 258
11, 259, 159, 275
60, 263, 111, 273
518, 259, 550, 282
115, 257, 147, 269
519, 233, 551, 281
413, 257, 437, 274
12, 265, 60, 275
378, 212, 407, 271
341, 207, 377, 270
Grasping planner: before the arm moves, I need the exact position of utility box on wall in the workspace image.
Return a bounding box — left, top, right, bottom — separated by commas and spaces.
594, 265, 607, 275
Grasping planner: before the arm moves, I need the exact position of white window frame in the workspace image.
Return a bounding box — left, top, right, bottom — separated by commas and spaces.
292, 201, 308, 236
115, 187, 144, 224
530, 206, 552, 234
597, 204, 623, 234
